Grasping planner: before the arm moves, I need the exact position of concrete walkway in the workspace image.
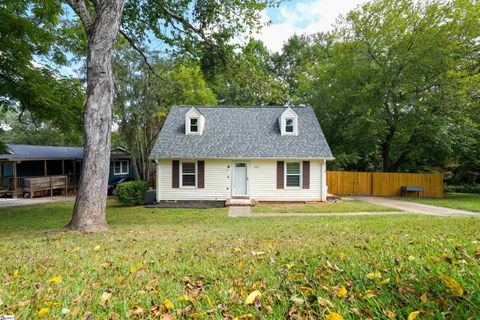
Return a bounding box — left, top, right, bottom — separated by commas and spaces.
0, 196, 75, 209
228, 206, 252, 217
354, 196, 479, 217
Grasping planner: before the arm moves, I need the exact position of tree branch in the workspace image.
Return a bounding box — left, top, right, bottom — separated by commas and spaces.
65, 0, 94, 31
119, 29, 161, 78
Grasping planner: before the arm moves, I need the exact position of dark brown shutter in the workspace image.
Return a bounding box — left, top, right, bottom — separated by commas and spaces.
277, 161, 284, 189
303, 161, 310, 189
172, 160, 179, 188
197, 160, 205, 188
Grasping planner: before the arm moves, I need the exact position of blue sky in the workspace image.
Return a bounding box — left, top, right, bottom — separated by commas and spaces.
256, 0, 367, 52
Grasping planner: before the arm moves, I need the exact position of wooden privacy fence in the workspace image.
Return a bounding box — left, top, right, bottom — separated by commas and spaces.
327, 171, 444, 198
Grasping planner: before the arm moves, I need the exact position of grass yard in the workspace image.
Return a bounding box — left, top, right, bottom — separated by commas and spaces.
252, 200, 397, 214
1, 201, 480, 319
392, 193, 480, 212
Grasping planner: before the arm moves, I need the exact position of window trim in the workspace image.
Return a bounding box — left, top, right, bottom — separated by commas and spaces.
187, 117, 201, 135
285, 117, 295, 133
284, 161, 302, 189
180, 160, 197, 188
113, 160, 129, 175
189, 117, 199, 133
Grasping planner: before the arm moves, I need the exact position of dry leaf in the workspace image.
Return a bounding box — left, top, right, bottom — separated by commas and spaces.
93, 245, 100, 251
326, 312, 344, 320
336, 286, 347, 297
377, 278, 390, 285
317, 297, 334, 308
366, 272, 382, 280
362, 290, 377, 299
386, 310, 396, 319
101, 291, 112, 305
245, 290, 261, 305
130, 262, 143, 273
408, 311, 420, 320
163, 299, 174, 310
38, 307, 50, 317
440, 275, 464, 296
48, 276, 62, 285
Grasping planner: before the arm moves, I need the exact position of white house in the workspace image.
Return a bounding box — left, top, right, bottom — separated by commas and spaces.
148, 105, 334, 204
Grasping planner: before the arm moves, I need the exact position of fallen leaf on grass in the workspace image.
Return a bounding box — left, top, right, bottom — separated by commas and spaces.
245, 290, 261, 305
130, 262, 143, 273
163, 299, 174, 310
326, 312, 344, 320
366, 272, 382, 280
300, 285, 314, 293
17, 299, 30, 307
38, 307, 50, 317
386, 310, 396, 319
336, 286, 347, 298
362, 290, 377, 299
377, 278, 390, 285
251, 251, 266, 256
408, 311, 420, 320
317, 297, 334, 308
101, 291, 112, 305
440, 275, 463, 297
93, 245, 100, 251
48, 276, 62, 285
190, 313, 202, 319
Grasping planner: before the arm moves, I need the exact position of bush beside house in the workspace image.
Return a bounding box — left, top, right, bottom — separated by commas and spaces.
116, 181, 149, 205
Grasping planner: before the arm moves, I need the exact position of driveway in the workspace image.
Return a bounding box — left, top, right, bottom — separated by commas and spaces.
354, 196, 479, 217
0, 196, 75, 209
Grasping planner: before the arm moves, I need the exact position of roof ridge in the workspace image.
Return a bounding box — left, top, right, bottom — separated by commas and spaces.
7, 143, 82, 148
173, 105, 310, 109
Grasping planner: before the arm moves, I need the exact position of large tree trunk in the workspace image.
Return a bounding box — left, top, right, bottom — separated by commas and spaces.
66, 0, 125, 232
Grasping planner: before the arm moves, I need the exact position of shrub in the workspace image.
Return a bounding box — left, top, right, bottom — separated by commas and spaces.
116, 181, 150, 205
445, 184, 480, 194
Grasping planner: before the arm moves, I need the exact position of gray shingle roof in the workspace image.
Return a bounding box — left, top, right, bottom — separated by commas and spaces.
149, 106, 334, 160
0, 144, 84, 160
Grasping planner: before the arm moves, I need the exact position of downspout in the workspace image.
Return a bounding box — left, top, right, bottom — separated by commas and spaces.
155, 159, 160, 203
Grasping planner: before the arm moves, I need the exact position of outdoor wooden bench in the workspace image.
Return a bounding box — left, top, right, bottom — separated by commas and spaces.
401, 186, 424, 198
23, 176, 68, 198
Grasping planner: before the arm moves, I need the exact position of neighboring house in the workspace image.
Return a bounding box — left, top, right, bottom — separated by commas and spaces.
0, 144, 134, 197
149, 106, 334, 203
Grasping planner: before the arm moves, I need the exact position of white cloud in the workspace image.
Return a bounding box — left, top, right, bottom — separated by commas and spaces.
255, 0, 368, 52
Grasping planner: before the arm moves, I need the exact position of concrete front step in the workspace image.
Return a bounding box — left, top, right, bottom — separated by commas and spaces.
225, 198, 257, 207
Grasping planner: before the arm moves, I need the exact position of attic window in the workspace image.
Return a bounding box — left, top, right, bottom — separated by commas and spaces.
285, 118, 294, 133
190, 118, 198, 133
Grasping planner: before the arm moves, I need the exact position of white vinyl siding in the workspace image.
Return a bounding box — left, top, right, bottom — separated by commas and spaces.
156, 159, 327, 202
249, 160, 324, 201
158, 160, 230, 200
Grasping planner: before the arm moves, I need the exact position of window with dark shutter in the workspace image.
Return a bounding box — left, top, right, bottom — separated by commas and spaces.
277, 161, 284, 189
172, 160, 179, 188
285, 162, 301, 187
181, 162, 196, 187
197, 161, 205, 188
302, 161, 310, 189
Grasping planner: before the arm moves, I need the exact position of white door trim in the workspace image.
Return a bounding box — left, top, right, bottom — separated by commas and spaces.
232, 161, 249, 197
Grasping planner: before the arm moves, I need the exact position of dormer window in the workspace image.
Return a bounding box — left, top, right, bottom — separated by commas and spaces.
185, 107, 205, 135
279, 107, 298, 136
190, 118, 198, 133
285, 118, 294, 133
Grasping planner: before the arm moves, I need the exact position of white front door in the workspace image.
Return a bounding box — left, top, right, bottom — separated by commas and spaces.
233, 162, 248, 196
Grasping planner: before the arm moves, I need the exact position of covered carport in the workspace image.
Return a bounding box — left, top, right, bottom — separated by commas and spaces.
0, 144, 83, 198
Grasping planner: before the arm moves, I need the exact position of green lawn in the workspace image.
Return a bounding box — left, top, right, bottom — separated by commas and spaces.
392, 193, 480, 212
1, 201, 480, 319
252, 200, 398, 214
